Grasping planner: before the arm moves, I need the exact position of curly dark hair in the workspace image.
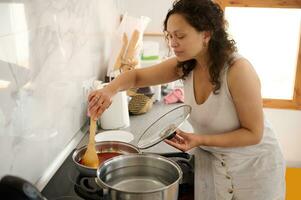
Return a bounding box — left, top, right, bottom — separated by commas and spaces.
163, 0, 237, 94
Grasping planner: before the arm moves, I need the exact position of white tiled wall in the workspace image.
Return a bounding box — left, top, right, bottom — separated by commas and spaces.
0, 0, 119, 184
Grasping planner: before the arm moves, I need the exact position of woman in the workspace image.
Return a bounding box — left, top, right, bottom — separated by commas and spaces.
88, 0, 285, 199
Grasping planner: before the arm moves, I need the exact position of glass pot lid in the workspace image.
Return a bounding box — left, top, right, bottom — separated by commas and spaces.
137, 105, 192, 149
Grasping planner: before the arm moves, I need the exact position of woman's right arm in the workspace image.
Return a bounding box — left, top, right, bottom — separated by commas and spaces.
88, 57, 179, 119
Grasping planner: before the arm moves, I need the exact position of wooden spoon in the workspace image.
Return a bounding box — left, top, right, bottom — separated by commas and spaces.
81, 119, 99, 168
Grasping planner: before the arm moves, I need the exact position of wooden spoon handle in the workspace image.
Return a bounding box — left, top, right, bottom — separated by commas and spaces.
89, 119, 97, 144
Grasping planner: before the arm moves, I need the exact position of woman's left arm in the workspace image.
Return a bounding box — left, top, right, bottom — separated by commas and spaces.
166, 59, 264, 151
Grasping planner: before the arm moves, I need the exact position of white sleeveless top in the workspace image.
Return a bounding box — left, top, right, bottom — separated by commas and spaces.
184, 55, 280, 157
183, 55, 286, 200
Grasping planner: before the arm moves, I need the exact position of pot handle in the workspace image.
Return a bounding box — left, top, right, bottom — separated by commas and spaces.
0, 175, 47, 200
95, 178, 108, 189
95, 178, 109, 195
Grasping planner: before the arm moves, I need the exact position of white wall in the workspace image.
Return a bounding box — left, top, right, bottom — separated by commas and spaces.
117, 0, 173, 33
0, 0, 119, 184
264, 109, 301, 167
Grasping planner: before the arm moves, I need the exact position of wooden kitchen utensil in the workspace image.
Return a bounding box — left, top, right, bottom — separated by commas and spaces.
120, 29, 140, 72
114, 33, 128, 70
81, 119, 99, 168
125, 29, 140, 60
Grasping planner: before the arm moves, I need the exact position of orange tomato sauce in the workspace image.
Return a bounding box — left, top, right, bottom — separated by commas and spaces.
79, 152, 123, 166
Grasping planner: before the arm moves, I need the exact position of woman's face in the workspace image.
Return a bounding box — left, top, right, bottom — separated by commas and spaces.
166, 13, 209, 62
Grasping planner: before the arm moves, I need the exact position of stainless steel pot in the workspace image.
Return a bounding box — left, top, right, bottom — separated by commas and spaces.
96, 154, 182, 200
72, 141, 140, 176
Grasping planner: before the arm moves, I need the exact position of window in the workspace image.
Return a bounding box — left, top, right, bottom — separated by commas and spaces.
219, 0, 301, 109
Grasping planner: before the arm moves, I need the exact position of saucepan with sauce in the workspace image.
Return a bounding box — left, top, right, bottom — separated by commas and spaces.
72, 141, 139, 176
72, 105, 191, 177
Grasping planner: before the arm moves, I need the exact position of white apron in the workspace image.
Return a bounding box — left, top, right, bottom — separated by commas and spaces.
184, 55, 286, 200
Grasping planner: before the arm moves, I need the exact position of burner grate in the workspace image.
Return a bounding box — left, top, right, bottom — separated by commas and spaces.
73, 175, 105, 200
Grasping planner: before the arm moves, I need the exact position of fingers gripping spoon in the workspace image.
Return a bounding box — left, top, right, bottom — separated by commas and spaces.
81, 119, 99, 168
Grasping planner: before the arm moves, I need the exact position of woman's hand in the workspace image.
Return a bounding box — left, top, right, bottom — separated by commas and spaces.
87, 86, 114, 120
164, 129, 202, 152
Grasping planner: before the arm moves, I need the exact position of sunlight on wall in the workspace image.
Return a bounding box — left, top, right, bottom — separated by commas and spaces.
0, 80, 10, 89
0, 3, 29, 69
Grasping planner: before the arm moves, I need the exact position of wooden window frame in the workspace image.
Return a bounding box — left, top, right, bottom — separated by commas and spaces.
218, 0, 301, 110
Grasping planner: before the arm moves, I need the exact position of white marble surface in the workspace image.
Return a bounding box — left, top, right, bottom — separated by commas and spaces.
0, 0, 119, 184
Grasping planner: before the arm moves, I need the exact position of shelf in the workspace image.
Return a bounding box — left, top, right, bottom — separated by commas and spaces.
144, 32, 164, 37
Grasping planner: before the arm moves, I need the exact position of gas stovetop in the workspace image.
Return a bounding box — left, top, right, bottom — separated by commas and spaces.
42, 151, 194, 200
